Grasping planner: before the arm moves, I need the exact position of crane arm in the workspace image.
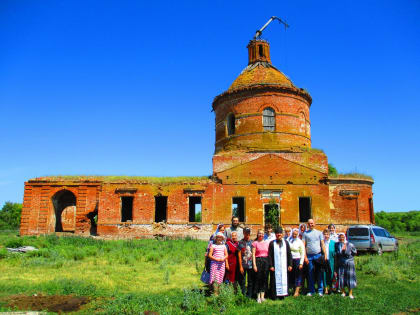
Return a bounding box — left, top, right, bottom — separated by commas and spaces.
254, 16, 289, 39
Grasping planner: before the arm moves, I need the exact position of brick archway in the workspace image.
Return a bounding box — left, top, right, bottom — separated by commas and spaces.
52, 190, 76, 232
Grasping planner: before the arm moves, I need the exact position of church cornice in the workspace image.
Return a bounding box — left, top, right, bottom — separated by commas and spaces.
212, 84, 312, 111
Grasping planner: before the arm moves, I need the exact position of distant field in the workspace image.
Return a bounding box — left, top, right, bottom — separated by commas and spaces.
0, 231, 419, 314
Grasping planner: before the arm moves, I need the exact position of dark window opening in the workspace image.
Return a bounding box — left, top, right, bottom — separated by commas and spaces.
263, 107, 275, 131
264, 203, 279, 227
155, 196, 167, 223
121, 196, 133, 222
259, 45, 265, 57
227, 113, 235, 136
189, 196, 202, 222
232, 197, 245, 222
299, 197, 311, 222
368, 198, 374, 223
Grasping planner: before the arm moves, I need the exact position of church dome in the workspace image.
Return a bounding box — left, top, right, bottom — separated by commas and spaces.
228, 61, 294, 91
212, 38, 313, 154
213, 39, 311, 108
228, 39, 295, 92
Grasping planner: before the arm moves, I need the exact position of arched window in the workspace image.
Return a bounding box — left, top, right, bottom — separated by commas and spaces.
227, 113, 235, 136
263, 107, 275, 131
299, 111, 306, 134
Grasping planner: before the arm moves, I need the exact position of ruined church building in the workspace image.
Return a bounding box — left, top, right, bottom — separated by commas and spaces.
20, 39, 374, 238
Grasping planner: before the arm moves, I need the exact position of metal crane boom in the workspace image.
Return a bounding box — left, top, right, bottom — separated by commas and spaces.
254, 16, 289, 39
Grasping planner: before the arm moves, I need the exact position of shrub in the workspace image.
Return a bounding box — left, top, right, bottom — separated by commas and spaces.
72, 250, 86, 261
0, 247, 8, 259
44, 278, 101, 297
5, 237, 24, 248
27, 248, 52, 258
164, 268, 170, 285
0, 202, 22, 230
208, 284, 237, 312
181, 287, 206, 313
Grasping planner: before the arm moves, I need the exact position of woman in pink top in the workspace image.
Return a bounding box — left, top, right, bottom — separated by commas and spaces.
252, 229, 270, 303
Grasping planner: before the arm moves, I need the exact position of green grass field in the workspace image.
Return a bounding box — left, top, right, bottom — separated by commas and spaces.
0, 231, 419, 314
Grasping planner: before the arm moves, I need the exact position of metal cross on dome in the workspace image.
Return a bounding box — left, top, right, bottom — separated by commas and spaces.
254, 16, 290, 39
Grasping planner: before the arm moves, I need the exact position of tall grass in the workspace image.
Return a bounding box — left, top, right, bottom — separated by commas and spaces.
0, 232, 419, 314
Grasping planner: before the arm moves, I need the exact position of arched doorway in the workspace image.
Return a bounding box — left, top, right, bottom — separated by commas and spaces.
52, 190, 76, 232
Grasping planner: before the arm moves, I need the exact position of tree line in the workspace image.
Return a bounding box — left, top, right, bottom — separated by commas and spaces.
375, 211, 420, 232
0, 202, 22, 230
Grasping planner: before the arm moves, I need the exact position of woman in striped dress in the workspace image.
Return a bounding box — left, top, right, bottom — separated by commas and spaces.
334, 233, 357, 299
208, 232, 229, 294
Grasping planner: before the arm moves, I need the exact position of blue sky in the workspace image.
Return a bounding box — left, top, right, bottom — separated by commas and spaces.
0, 1, 419, 212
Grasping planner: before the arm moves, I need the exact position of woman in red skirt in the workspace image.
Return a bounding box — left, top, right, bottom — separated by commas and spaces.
225, 231, 240, 289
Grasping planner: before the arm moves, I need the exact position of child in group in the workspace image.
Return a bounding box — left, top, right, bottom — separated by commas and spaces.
208, 232, 229, 295
205, 224, 225, 272
264, 224, 276, 242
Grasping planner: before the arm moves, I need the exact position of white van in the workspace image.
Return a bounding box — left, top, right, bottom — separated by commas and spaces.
346, 225, 398, 255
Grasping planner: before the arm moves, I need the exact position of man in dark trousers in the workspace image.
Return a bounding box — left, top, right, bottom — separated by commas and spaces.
303, 219, 327, 296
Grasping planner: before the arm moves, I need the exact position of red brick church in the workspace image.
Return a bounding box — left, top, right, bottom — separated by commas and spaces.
19, 39, 374, 239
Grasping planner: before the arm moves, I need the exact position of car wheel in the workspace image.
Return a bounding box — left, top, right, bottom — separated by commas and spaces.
377, 245, 383, 255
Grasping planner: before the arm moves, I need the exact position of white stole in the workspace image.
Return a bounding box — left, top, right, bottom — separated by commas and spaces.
273, 239, 288, 296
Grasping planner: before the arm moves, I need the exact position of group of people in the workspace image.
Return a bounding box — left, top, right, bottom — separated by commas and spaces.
204, 216, 357, 301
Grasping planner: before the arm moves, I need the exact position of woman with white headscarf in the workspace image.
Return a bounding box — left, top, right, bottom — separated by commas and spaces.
288, 228, 305, 296
334, 233, 357, 299
298, 223, 307, 240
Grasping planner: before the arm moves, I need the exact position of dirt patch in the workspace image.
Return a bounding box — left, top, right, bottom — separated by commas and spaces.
393, 308, 420, 315
3, 294, 89, 313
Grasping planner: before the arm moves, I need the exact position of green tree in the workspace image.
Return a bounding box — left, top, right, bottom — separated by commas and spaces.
328, 164, 338, 176
375, 210, 420, 232
0, 202, 22, 230
264, 199, 279, 229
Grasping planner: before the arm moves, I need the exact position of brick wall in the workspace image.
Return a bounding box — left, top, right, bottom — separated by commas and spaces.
329, 178, 374, 224
213, 90, 311, 153
20, 181, 100, 235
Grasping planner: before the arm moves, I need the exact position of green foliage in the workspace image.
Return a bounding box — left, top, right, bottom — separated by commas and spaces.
164, 268, 170, 285
337, 172, 374, 180
195, 211, 202, 222
0, 202, 22, 230
264, 199, 279, 229
208, 284, 238, 312
0, 248, 8, 259
328, 163, 338, 176
356, 236, 420, 282
327, 165, 373, 180
5, 237, 24, 248
375, 211, 420, 232
181, 287, 205, 313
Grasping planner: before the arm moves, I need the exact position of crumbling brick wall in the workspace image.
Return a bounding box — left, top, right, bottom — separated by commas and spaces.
329, 178, 374, 224
20, 181, 100, 236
